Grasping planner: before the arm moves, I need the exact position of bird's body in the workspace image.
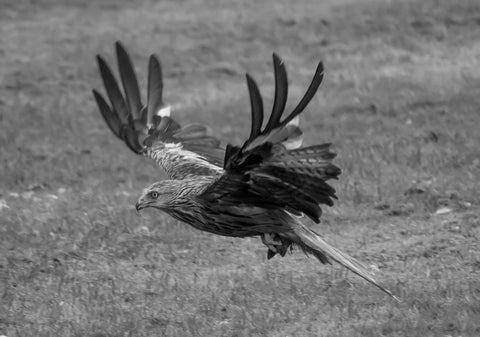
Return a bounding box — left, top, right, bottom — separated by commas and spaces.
93, 42, 399, 301
138, 177, 291, 237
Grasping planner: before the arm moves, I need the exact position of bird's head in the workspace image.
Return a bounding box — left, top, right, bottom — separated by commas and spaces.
135, 181, 177, 212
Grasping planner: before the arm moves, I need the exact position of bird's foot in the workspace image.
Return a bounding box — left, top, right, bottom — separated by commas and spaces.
262, 233, 291, 260
261, 233, 283, 253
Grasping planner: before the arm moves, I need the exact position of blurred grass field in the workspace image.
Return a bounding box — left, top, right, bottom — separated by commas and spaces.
1, 0, 480, 336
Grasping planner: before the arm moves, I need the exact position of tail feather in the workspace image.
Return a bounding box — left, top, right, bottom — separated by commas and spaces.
291, 225, 400, 302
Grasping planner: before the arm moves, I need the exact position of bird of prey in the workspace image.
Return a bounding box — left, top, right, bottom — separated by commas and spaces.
92, 42, 398, 301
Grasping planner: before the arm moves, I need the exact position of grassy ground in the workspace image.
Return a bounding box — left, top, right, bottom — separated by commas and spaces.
1, 0, 480, 336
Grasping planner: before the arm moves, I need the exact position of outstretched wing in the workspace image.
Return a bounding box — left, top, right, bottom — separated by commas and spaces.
200, 54, 340, 223
92, 42, 224, 180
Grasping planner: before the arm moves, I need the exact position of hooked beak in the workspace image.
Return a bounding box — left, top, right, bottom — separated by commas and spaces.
135, 197, 146, 212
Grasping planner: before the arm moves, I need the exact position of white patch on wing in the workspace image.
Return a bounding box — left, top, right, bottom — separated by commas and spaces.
285, 209, 305, 219
157, 105, 171, 117
283, 116, 303, 150
176, 147, 223, 171
284, 136, 303, 150
288, 116, 299, 127
158, 142, 223, 172
164, 142, 181, 149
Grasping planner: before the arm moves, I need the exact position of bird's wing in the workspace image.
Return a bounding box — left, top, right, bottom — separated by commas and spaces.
200, 54, 340, 223
92, 42, 224, 180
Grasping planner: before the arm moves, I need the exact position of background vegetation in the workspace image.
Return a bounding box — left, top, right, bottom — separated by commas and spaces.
1, 0, 480, 335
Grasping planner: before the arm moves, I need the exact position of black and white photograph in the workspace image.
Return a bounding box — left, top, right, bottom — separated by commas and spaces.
1, 0, 479, 336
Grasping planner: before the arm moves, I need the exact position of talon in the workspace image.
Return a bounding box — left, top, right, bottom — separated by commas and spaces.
265, 244, 278, 253
267, 250, 276, 260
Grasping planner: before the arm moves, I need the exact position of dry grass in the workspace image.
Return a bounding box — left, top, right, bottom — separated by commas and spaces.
1, 0, 480, 336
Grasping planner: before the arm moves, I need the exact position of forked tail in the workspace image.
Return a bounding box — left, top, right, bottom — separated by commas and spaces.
292, 225, 400, 302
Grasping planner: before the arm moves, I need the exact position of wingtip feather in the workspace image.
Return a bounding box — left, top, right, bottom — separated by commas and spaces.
147, 54, 164, 125
265, 52, 288, 133
115, 41, 142, 117
92, 89, 123, 139
245, 73, 264, 142
281, 60, 324, 127
96, 52, 132, 125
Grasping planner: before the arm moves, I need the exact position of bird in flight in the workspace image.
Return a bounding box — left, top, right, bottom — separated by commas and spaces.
93, 42, 398, 301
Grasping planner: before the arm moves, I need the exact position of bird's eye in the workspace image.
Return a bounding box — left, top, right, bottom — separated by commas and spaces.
150, 191, 159, 199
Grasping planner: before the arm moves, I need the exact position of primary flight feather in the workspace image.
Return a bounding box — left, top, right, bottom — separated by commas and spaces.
93, 42, 399, 301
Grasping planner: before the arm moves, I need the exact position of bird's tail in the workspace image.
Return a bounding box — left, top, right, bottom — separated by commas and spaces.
290, 224, 400, 302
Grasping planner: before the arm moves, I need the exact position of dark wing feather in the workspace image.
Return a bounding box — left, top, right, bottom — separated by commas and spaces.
96, 55, 132, 125
246, 74, 264, 141
92, 89, 123, 139
264, 53, 288, 133
202, 55, 338, 223
147, 54, 164, 126
115, 41, 142, 118
93, 42, 225, 178
281, 61, 324, 127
